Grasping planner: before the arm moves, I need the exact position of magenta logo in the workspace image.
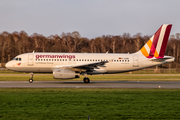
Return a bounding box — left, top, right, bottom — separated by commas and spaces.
36, 54, 75, 59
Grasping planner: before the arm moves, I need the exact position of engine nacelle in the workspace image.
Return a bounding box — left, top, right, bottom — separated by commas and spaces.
53, 69, 80, 79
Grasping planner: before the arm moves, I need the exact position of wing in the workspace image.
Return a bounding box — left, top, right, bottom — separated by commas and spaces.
52, 61, 109, 72
73, 61, 108, 71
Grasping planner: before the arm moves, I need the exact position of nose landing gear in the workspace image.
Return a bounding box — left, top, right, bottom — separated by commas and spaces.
29, 73, 33, 83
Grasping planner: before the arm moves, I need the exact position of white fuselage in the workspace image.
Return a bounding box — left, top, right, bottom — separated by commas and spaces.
5, 52, 174, 74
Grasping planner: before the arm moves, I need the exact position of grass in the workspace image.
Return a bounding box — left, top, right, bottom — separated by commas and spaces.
0, 68, 180, 81
0, 74, 180, 81
0, 89, 180, 120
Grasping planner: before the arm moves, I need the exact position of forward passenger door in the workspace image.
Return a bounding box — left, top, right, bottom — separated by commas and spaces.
28, 54, 34, 66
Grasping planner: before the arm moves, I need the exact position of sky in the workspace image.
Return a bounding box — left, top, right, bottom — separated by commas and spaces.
0, 0, 180, 38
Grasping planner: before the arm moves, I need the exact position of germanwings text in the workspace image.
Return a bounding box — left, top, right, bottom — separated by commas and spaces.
36, 54, 75, 59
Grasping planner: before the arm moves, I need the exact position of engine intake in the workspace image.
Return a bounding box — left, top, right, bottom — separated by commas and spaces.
53, 69, 80, 79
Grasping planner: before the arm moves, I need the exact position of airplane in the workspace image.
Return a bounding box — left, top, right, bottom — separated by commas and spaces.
5, 24, 174, 83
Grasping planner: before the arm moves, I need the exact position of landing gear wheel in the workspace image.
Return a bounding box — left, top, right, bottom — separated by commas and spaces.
83, 77, 90, 83
29, 79, 33, 83
29, 73, 34, 83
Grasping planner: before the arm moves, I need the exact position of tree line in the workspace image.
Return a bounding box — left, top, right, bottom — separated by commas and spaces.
0, 31, 180, 63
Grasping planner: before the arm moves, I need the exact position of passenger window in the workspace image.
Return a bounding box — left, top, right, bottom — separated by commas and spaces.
49, 59, 51, 61
38, 59, 40, 61
57, 59, 59, 61
65, 59, 67, 61
46, 59, 48, 61
55, 59, 56, 61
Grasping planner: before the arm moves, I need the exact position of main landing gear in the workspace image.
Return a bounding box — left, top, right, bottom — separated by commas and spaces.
83, 77, 90, 83
29, 73, 33, 83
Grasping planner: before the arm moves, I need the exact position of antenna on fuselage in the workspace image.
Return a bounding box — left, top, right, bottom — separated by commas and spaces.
106, 51, 108, 54
33, 50, 35, 53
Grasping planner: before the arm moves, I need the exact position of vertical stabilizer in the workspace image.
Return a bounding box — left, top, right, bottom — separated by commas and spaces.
136, 24, 172, 59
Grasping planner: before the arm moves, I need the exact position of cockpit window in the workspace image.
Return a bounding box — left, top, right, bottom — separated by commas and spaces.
13, 58, 21, 61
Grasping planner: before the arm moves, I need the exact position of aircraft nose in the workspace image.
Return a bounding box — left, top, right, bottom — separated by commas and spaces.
5, 62, 12, 69
5, 62, 9, 68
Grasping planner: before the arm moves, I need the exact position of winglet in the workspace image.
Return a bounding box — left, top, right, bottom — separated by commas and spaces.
136, 24, 172, 59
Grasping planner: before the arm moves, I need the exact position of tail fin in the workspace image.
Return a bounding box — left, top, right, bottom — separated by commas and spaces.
137, 24, 172, 59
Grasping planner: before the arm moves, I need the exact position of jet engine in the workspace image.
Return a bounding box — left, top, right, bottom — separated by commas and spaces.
53, 69, 80, 79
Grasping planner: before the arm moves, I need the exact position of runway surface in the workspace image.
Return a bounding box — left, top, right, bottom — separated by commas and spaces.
0, 81, 180, 89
